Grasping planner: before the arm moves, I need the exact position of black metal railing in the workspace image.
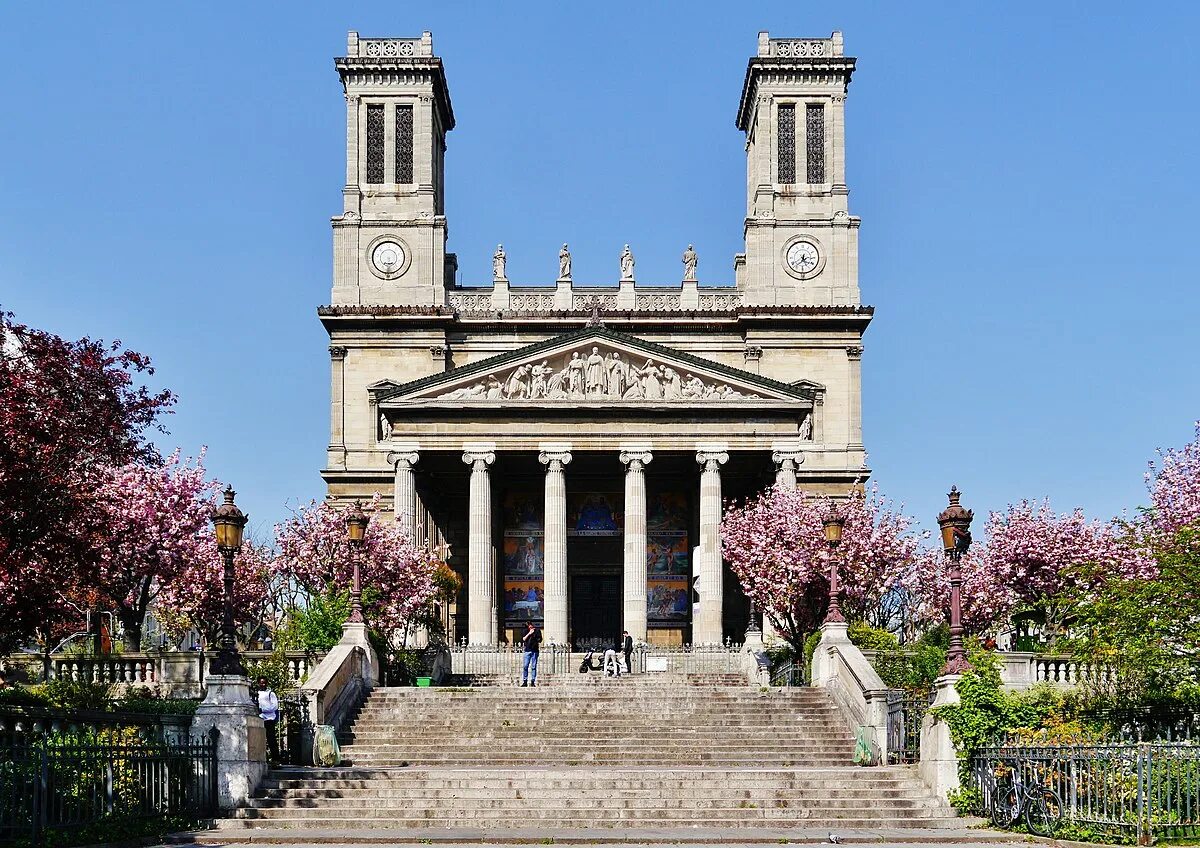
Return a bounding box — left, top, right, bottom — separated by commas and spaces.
968, 742, 1200, 843
768, 661, 808, 687
0, 728, 218, 848
885, 688, 934, 764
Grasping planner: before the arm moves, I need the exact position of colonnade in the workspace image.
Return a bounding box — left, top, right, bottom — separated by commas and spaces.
388, 446, 806, 647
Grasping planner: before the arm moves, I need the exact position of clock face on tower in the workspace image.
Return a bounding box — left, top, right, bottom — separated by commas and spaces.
371, 241, 406, 276
786, 241, 819, 274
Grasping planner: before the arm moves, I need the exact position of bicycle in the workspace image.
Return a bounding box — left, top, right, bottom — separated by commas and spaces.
989, 760, 1064, 837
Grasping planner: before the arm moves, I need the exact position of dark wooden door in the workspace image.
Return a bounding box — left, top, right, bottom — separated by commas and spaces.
570, 573, 621, 650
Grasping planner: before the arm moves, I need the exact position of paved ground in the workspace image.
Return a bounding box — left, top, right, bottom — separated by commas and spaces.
165, 826, 1024, 846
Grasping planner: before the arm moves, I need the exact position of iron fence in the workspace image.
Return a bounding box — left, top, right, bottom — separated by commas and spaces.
968, 742, 1200, 843
885, 688, 933, 764
768, 661, 809, 687
0, 728, 217, 848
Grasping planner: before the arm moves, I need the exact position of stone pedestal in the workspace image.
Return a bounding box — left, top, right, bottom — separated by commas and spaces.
190, 674, 268, 810
810, 620, 850, 687
337, 621, 379, 683
918, 674, 962, 801
160, 652, 203, 699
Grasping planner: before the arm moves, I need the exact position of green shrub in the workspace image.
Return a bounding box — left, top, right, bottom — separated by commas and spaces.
276, 592, 350, 653
245, 651, 300, 694
847, 622, 899, 652
39, 678, 115, 711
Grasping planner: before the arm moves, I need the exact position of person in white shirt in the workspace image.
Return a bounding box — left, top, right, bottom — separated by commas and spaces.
256, 677, 280, 764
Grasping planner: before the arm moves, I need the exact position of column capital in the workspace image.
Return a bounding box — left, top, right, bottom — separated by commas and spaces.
771, 449, 805, 467
329, 345, 348, 360
696, 449, 729, 471
538, 449, 573, 470
387, 449, 420, 468
462, 450, 496, 469
619, 449, 653, 470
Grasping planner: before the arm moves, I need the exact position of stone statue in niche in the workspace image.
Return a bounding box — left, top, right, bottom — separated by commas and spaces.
682, 245, 698, 281
619, 244, 635, 281
798, 413, 813, 441
559, 244, 572, 280
492, 244, 506, 280
585, 347, 608, 396
379, 413, 392, 441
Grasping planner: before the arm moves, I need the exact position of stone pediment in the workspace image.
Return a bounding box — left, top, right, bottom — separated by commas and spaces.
377, 328, 815, 408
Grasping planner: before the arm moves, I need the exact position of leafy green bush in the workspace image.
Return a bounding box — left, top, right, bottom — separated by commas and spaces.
847, 622, 899, 652
276, 592, 350, 653
245, 651, 300, 694
40, 678, 115, 711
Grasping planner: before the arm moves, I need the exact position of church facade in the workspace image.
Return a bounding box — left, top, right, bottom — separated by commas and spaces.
320, 30, 870, 647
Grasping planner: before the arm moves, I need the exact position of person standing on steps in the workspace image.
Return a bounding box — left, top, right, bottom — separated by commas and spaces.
256, 676, 280, 765
520, 621, 542, 687
621, 630, 634, 675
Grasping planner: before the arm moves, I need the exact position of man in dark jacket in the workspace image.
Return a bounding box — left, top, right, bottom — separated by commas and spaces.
521, 622, 542, 687
621, 630, 634, 675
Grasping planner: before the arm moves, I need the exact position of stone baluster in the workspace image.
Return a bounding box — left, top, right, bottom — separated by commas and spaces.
463, 450, 497, 645
620, 449, 653, 642
694, 450, 729, 645
389, 450, 420, 539
539, 448, 572, 644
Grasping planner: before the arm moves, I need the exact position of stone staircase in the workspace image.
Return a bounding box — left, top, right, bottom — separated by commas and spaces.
224, 673, 959, 831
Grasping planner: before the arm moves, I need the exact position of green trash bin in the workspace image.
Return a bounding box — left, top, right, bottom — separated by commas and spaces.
416, 677, 432, 687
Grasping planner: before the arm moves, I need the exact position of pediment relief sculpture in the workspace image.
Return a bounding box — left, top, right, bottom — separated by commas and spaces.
436, 345, 761, 403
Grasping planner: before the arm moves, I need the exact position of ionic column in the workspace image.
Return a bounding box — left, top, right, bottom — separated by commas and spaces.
694, 450, 729, 645
462, 450, 496, 645
388, 450, 420, 540
620, 449, 653, 642
538, 448, 572, 644
772, 449, 804, 489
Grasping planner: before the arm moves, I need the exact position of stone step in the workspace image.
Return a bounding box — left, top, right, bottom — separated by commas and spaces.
224, 814, 963, 829
231, 810, 955, 820
256, 785, 932, 800
245, 796, 944, 811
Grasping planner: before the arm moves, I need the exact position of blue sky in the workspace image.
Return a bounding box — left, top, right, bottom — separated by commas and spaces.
2, 2, 1197, 539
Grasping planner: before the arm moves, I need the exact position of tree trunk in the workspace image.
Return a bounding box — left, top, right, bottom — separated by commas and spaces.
119, 609, 143, 652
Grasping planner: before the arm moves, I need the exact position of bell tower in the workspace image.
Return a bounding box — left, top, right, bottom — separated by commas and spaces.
332, 31, 456, 306
736, 32, 859, 307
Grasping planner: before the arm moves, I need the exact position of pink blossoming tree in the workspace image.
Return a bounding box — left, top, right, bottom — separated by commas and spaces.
88, 452, 221, 649
273, 495, 438, 641
1144, 421, 1200, 543
982, 500, 1148, 649
905, 543, 1017, 639
155, 538, 273, 647
721, 484, 926, 656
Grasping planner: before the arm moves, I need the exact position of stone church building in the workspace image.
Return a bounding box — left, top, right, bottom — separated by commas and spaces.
320, 30, 870, 647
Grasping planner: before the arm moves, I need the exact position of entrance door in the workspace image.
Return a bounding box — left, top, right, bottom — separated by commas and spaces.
570, 573, 621, 650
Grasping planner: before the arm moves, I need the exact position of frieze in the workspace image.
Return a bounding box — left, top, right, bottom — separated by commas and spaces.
436, 344, 761, 403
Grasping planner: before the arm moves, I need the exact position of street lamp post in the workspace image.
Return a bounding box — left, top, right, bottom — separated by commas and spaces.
937, 486, 974, 674
822, 509, 846, 625
345, 500, 370, 624
210, 486, 248, 676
